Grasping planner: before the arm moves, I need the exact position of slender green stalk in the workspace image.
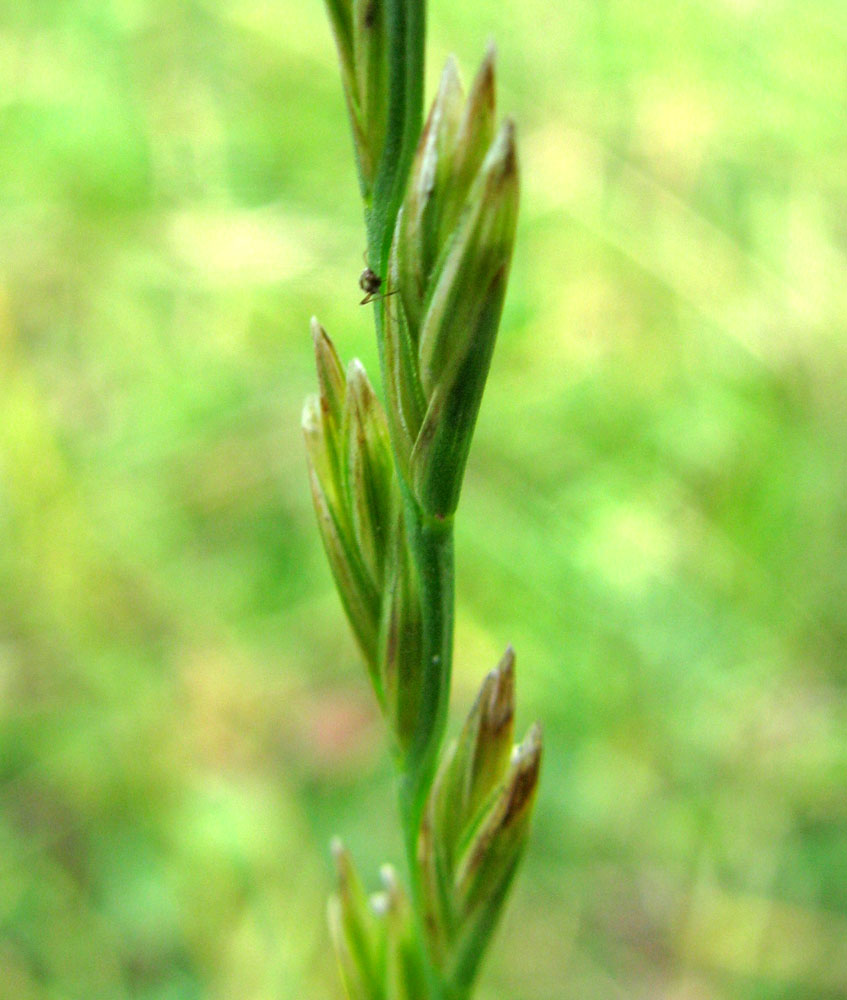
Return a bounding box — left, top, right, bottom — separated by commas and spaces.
367, 0, 425, 272
396, 495, 453, 830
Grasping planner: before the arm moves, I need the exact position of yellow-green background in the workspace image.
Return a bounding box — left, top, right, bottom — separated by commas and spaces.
1, 1, 846, 997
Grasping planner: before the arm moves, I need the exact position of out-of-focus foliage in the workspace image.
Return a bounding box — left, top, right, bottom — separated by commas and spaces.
1, 1, 846, 998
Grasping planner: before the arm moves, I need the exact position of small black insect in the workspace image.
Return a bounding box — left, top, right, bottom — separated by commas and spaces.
359, 266, 383, 305
359, 262, 398, 306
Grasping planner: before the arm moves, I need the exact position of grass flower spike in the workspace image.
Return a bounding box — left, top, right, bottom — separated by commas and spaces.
307, 2, 540, 997
329, 842, 429, 1000
323, 0, 389, 197
386, 53, 519, 517
304, 319, 428, 760
418, 649, 542, 994
303, 318, 395, 682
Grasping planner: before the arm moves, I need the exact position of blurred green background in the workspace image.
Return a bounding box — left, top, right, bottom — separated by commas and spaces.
2, 1, 846, 998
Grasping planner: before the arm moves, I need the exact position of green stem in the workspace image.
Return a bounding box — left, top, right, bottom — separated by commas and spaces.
363, 4, 448, 995
366, 0, 425, 272
398, 493, 453, 827
397, 486, 454, 1000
